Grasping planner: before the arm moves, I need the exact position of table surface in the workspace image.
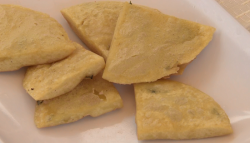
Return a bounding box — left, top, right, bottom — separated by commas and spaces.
216, 0, 250, 31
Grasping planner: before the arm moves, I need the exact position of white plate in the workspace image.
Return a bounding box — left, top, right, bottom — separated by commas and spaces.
1, 0, 250, 143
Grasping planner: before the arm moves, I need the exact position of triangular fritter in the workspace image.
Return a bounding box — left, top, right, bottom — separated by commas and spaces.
103, 3, 215, 84
0, 5, 76, 72
23, 42, 105, 100
61, 1, 123, 60
134, 80, 233, 140
34, 72, 123, 128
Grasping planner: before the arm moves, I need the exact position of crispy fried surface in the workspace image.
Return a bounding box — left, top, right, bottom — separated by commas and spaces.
0, 5, 76, 72
61, 1, 123, 60
103, 3, 215, 84
23, 42, 105, 100
34, 73, 123, 128
134, 80, 232, 140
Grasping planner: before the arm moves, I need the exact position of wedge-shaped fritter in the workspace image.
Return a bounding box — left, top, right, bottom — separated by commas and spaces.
134, 80, 233, 140
23, 42, 105, 100
0, 5, 76, 72
103, 3, 215, 84
34, 73, 123, 128
61, 1, 123, 60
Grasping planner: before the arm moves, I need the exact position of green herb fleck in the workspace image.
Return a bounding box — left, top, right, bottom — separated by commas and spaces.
129, 1, 132, 5
149, 89, 157, 93
85, 75, 93, 79
165, 66, 170, 70
212, 108, 220, 116
37, 100, 43, 105
47, 114, 54, 121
